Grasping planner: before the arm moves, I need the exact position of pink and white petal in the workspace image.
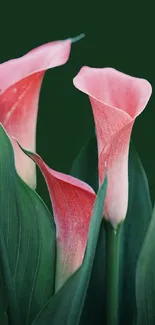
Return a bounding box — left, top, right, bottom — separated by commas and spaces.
99, 122, 134, 227
0, 39, 71, 188
89, 97, 131, 157
73, 66, 152, 226
23, 151, 96, 291
0, 40, 71, 93
73, 66, 152, 118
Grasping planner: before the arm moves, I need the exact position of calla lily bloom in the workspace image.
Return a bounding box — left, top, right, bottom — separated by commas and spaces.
73, 67, 152, 227
21, 150, 96, 291
0, 39, 71, 188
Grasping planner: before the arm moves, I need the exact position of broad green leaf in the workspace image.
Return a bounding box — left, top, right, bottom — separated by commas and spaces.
119, 143, 152, 325
0, 125, 56, 325
71, 136, 98, 193
79, 220, 106, 325
0, 267, 8, 324
70, 135, 152, 325
135, 205, 155, 325
32, 176, 107, 325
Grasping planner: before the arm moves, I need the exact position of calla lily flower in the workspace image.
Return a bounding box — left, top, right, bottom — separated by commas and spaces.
21, 150, 96, 291
0, 39, 71, 188
73, 67, 152, 227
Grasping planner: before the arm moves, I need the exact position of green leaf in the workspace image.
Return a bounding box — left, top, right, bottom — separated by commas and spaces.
79, 220, 106, 325
0, 125, 56, 325
32, 176, 107, 325
135, 206, 155, 325
71, 136, 98, 193
70, 135, 152, 325
0, 267, 8, 325
119, 143, 152, 325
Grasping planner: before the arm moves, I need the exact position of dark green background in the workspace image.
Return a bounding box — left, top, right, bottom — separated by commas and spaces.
0, 1, 154, 205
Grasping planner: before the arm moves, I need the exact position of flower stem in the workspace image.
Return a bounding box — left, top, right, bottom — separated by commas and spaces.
104, 221, 121, 325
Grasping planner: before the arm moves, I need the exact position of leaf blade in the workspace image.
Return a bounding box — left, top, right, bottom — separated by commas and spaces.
0, 125, 56, 325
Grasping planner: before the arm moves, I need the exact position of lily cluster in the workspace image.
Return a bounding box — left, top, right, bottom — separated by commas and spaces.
0, 38, 154, 325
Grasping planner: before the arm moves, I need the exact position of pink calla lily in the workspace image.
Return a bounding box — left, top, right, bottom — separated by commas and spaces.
23, 150, 96, 291
73, 67, 152, 227
0, 39, 71, 188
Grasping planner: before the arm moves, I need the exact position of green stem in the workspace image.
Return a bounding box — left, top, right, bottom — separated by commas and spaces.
104, 221, 121, 325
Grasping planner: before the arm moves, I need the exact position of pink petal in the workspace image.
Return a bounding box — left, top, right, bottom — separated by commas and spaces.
24, 151, 96, 291
73, 67, 152, 227
0, 40, 71, 188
